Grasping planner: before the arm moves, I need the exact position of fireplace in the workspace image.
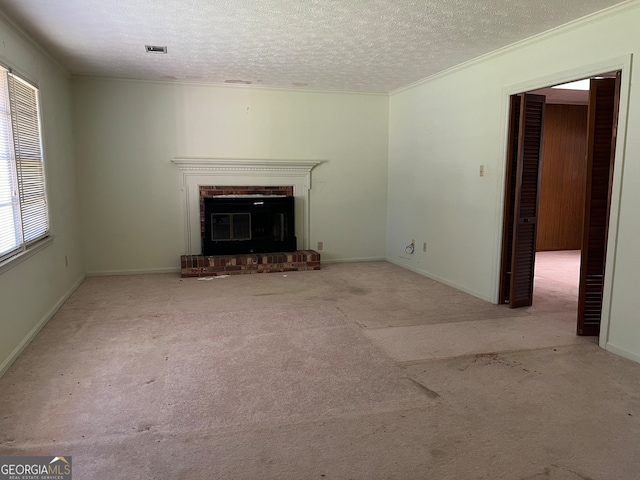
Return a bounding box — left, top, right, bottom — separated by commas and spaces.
171, 160, 322, 278
202, 195, 296, 255
172, 159, 320, 255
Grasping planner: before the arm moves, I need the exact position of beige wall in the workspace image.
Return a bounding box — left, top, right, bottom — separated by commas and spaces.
387, 3, 640, 361
72, 79, 389, 273
0, 16, 84, 375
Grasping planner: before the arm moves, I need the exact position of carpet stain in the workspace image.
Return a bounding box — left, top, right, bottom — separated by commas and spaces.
473, 353, 542, 375
519, 465, 594, 480
474, 352, 521, 368
347, 286, 369, 296
551, 464, 594, 480
519, 466, 551, 479
136, 424, 154, 433
406, 377, 440, 399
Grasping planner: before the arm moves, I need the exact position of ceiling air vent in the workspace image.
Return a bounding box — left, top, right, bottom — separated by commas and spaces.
145, 45, 167, 54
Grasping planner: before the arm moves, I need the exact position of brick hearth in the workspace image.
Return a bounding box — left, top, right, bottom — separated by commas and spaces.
181, 250, 321, 278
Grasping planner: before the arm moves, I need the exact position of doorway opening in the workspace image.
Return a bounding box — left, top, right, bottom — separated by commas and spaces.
498, 72, 621, 337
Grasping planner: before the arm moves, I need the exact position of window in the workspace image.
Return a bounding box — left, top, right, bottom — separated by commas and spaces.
0, 66, 48, 263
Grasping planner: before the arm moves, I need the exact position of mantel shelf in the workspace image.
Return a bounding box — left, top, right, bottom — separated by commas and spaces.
171, 158, 322, 173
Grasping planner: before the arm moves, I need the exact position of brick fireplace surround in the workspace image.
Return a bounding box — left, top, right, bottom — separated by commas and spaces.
180, 185, 320, 278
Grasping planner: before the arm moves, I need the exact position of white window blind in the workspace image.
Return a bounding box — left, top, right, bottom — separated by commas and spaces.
0, 66, 48, 263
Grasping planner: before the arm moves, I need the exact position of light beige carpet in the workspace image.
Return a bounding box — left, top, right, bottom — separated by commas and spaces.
0, 258, 638, 479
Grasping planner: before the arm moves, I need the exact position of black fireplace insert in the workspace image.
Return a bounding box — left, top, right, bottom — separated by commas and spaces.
203, 196, 296, 255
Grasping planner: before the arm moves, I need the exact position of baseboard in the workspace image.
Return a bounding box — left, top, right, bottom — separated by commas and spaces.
605, 342, 640, 364
321, 257, 386, 265
87, 267, 181, 276
386, 257, 494, 303
0, 273, 86, 379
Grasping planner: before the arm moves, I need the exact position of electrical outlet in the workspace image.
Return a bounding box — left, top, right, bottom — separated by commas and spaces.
479, 165, 485, 177
317, 241, 323, 251
423, 242, 427, 252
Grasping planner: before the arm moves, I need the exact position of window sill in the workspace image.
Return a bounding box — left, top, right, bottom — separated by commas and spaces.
0, 235, 55, 276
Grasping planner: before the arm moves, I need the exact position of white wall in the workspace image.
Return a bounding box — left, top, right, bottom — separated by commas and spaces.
72, 79, 389, 273
387, 2, 640, 361
0, 16, 84, 375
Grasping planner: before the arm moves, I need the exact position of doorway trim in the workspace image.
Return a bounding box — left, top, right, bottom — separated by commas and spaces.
493, 54, 632, 351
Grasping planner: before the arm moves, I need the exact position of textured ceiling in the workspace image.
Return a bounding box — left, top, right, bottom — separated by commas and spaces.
0, 0, 629, 93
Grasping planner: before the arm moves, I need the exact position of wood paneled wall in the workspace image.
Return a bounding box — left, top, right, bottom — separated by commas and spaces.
536, 104, 588, 251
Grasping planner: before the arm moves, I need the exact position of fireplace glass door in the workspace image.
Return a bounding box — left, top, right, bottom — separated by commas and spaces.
211, 213, 251, 241
203, 196, 296, 255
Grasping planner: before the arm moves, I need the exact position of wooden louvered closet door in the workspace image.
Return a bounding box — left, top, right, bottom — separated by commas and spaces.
577, 75, 620, 335
499, 94, 545, 308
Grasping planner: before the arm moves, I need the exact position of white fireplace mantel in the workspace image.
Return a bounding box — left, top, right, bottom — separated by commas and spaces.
172, 158, 321, 175
172, 158, 322, 255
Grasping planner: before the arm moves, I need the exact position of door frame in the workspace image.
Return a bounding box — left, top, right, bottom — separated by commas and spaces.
493, 55, 632, 350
